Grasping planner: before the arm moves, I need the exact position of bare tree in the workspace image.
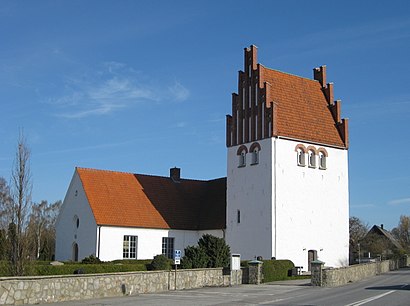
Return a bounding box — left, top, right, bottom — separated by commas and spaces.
391, 215, 410, 252
27, 200, 61, 260
9, 132, 32, 275
349, 216, 369, 264
0, 177, 13, 229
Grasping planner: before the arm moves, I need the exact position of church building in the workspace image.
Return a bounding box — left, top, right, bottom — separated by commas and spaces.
56, 46, 350, 270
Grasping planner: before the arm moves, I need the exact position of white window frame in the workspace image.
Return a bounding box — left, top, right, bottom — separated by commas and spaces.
308, 151, 316, 168
319, 152, 327, 170
297, 150, 305, 167
162, 237, 175, 259
123, 235, 138, 259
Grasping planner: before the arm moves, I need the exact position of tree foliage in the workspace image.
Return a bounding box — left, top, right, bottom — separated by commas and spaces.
26, 200, 62, 260
391, 215, 410, 252
180, 245, 209, 269
182, 234, 231, 269
151, 254, 172, 270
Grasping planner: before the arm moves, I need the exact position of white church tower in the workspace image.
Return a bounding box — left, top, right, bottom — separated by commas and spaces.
226, 46, 350, 269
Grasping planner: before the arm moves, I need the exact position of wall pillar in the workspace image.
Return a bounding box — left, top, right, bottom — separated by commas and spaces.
248, 260, 263, 284
310, 260, 325, 286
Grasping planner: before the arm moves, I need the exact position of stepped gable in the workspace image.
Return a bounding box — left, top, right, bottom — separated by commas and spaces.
226, 45, 348, 148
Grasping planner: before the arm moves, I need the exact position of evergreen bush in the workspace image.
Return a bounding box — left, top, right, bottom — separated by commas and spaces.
151, 254, 172, 270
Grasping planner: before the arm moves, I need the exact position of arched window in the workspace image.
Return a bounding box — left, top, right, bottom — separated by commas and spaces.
318, 148, 328, 170
237, 145, 248, 167
319, 152, 326, 169
295, 144, 306, 167
297, 149, 305, 166
250, 142, 261, 165
308, 150, 316, 168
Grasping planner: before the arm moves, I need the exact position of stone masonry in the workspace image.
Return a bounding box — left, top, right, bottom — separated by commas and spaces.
0, 268, 242, 305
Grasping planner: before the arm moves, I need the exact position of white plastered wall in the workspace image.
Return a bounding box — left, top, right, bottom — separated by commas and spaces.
97, 227, 224, 261
274, 138, 349, 268
55, 170, 97, 261
226, 138, 274, 260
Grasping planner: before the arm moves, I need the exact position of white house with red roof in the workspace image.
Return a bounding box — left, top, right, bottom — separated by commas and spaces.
56, 46, 349, 269
55, 167, 225, 261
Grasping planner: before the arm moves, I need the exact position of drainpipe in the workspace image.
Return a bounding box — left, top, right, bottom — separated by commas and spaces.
97, 226, 101, 258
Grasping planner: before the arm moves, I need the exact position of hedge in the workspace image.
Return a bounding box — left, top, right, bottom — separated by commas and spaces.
0, 260, 148, 277
261, 259, 295, 282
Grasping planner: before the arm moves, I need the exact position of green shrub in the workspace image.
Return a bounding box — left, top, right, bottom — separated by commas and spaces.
262, 259, 295, 282
151, 254, 172, 271
181, 245, 209, 269
82, 255, 101, 264
198, 234, 230, 268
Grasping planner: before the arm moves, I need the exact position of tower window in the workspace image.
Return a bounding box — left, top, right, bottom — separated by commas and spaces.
249, 142, 261, 165
319, 152, 327, 169
251, 149, 259, 165
308, 150, 316, 168
239, 151, 246, 167
297, 149, 305, 167
237, 210, 241, 223
237, 145, 248, 167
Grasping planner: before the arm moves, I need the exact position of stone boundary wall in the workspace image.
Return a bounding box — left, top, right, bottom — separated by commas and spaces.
312, 256, 409, 287
0, 268, 242, 305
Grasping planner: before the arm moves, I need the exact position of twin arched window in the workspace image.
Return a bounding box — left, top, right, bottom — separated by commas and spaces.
237, 142, 261, 167
295, 145, 327, 170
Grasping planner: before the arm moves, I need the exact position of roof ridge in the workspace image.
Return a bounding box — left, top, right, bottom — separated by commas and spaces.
76, 167, 222, 183
260, 64, 322, 84
76, 167, 135, 175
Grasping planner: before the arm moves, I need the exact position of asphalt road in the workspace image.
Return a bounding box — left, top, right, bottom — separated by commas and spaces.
48, 268, 410, 306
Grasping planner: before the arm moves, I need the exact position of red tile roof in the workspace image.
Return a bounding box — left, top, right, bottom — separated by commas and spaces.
261, 67, 346, 147
76, 167, 226, 230
226, 46, 348, 149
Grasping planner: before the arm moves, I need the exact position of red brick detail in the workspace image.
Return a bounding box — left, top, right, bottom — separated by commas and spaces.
226, 46, 349, 149
250, 142, 261, 152
295, 144, 307, 153
226, 115, 232, 147
306, 145, 318, 154
236, 144, 248, 155
313, 65, 327, 87
317, 147, 328, 157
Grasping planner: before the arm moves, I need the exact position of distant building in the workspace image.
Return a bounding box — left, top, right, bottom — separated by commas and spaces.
360, 224, 404, 260
56, 46, 350, 270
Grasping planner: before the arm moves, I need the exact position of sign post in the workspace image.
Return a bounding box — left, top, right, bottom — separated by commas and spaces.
174, 250, 181, 290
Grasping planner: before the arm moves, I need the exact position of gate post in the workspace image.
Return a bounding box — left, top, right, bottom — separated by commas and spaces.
310, 260, 325, 286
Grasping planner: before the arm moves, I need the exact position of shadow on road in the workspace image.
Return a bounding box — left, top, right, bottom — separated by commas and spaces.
366, 284, 410, 291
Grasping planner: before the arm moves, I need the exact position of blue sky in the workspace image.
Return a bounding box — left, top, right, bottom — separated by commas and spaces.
0, 1, 409, 230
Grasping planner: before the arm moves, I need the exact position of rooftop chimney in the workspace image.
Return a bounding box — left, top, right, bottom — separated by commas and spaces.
381, 224, 384, 229
170, 167, 181, 182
